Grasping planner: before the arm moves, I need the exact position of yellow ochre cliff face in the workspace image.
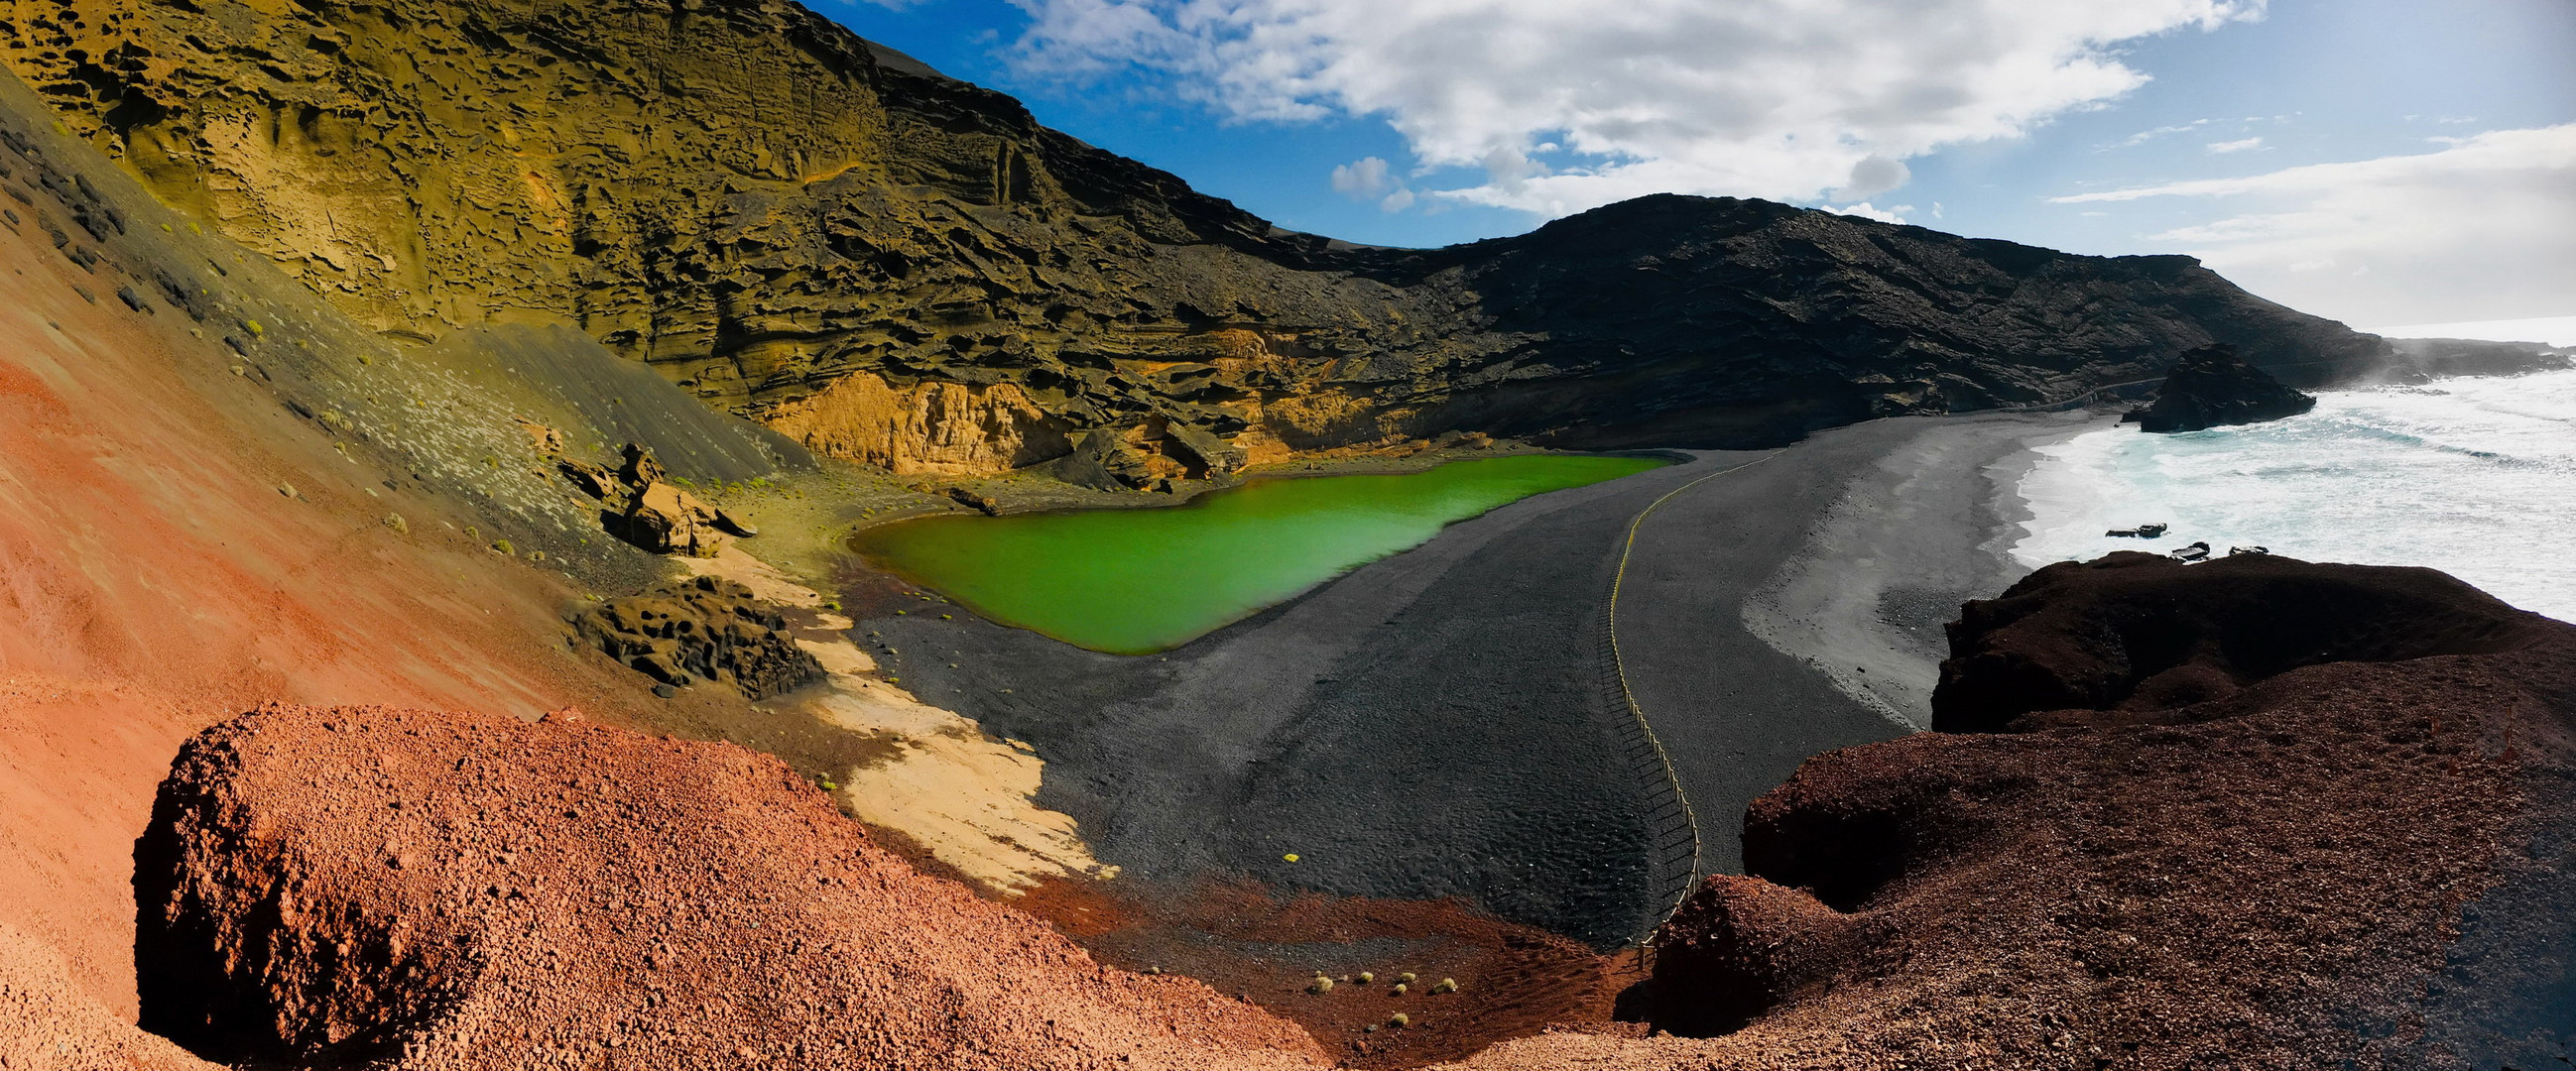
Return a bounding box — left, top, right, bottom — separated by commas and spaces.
0, 0, 1457, 477
0, 0, 2410, 481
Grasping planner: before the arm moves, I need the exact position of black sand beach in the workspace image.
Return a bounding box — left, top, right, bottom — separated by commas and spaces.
854, 410, 2109, 946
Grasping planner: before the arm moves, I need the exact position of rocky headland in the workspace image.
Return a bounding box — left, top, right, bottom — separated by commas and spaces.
2123, 342, 2321, 433
1626, 552, 2575, 1069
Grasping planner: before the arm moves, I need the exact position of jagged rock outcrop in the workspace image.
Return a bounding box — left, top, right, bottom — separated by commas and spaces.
1639, 553, 2576, 1069
617, 480, 729, 557
2122, 342, 2319, 432
133, 703, 1324, 1069
571, 575, 822, 697
559, 444, 755, 555
1, 0, 2504, 477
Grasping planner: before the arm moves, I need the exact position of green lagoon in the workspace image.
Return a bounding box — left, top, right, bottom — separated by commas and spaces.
853, 454, 1667, 654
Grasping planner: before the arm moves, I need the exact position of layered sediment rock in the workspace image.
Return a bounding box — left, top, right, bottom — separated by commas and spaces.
134, 704, 1324, 1070
1641, 553, 2576, 1069
2123, 342, 2319, 432
1, 0, 2483, 478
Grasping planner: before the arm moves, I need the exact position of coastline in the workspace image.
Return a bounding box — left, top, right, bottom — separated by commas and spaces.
845, 409, 2118, 946
1735, 410, 2111, 726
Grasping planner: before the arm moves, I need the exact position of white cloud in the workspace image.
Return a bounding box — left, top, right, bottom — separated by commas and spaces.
1379, 187, 1415, 212
1330, 156, 1394, 198
1007, 0, 2266, 215
2054, 125, 2576, 323
2205, 136, 2266, 154
2107, 118, 2215, 150
1828, 202, 1913, 224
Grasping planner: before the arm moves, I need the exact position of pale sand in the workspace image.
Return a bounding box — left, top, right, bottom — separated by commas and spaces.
679, 548, 1112, 893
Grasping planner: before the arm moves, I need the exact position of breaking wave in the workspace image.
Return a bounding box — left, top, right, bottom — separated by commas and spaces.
2010, 367, 2576, 623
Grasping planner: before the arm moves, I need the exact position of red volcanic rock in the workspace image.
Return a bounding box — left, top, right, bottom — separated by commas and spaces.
1641, 554, 2576, 1071
0, 921, 218, 1071
1932, 551, 2554, 732
134, 704, 1324, 1071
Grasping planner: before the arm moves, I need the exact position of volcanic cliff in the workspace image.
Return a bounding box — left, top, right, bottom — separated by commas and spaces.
0, 0, 2484, 485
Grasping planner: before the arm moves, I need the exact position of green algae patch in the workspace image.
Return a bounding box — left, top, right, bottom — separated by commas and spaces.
853, 454, 1666, 654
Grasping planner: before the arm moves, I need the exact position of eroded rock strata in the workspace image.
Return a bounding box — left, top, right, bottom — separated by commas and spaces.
0, 0, 2483, 483
1638, 553, 2575, 1070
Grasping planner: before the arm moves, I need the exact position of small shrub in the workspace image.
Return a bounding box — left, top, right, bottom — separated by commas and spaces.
1387, 1013, 1409, 1028
1431, 978, 1458, 995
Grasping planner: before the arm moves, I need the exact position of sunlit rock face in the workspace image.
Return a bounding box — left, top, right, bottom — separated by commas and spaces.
2, 0, 2426, 477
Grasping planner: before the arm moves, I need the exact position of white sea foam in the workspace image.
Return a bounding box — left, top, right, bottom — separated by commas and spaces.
2009, 368, 2576, 623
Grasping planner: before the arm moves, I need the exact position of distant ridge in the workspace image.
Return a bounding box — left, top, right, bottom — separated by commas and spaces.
2, 0, 2544, 481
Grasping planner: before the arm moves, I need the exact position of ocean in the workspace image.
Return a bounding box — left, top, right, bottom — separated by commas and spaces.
2009, 367, 2576, 624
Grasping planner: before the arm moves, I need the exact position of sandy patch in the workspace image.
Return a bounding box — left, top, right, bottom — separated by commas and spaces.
675, 544, 828, 608
689, 545, 1110, 892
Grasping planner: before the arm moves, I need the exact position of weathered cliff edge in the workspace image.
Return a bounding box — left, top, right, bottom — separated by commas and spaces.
2, 0, 2527, 484
109, 554, 2575, 1070
1637, 553, 2574, 1070
2124, 342, 2319, 432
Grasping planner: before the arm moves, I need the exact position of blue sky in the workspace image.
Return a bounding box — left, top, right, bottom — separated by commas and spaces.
827, 0, 2574, 330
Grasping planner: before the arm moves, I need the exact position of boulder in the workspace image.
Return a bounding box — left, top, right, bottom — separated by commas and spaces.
1164, 425, 1246, 478
1051, 428, 1162, 491
617, 481, 727, 557
944, 487, 1002, 516
555, 456, 619, 500
618, 442, 667, 488
570, 575, 823, 698
2124, 343, 2318, 433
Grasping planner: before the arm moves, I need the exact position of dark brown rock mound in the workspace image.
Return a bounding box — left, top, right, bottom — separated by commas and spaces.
134, 704, 1324, 1070
1640, 556, 2576, 1070
571, 575, 823, 697
2123, 342, 2318, 432
1932, 551, 2554, 732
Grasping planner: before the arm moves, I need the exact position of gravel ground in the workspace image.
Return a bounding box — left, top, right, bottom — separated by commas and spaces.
854, 415, 2085, 947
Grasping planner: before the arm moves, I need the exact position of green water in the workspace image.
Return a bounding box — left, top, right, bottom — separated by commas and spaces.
853, 454, 1667, 654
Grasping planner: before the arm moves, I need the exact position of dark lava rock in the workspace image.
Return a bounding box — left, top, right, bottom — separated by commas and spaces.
571, 576, 821, 698
2123, 342, 2318, 432
943, 487, 1002, 516
1930, 550, 2550, 732
1646, 553, 2576, 1068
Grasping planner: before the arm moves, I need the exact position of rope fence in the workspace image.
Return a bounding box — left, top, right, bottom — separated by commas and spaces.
1601, 452, 1782, 962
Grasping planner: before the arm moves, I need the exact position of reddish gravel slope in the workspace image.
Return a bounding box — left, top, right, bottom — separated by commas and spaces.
135, 704, 1326, 1070
1570, 552, 2576, 1071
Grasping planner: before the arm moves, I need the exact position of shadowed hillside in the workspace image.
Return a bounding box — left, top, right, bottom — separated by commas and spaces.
0, 0, 2487, 486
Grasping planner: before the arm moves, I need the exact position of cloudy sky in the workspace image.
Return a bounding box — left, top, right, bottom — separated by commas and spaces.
837, 0, 2574, 332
